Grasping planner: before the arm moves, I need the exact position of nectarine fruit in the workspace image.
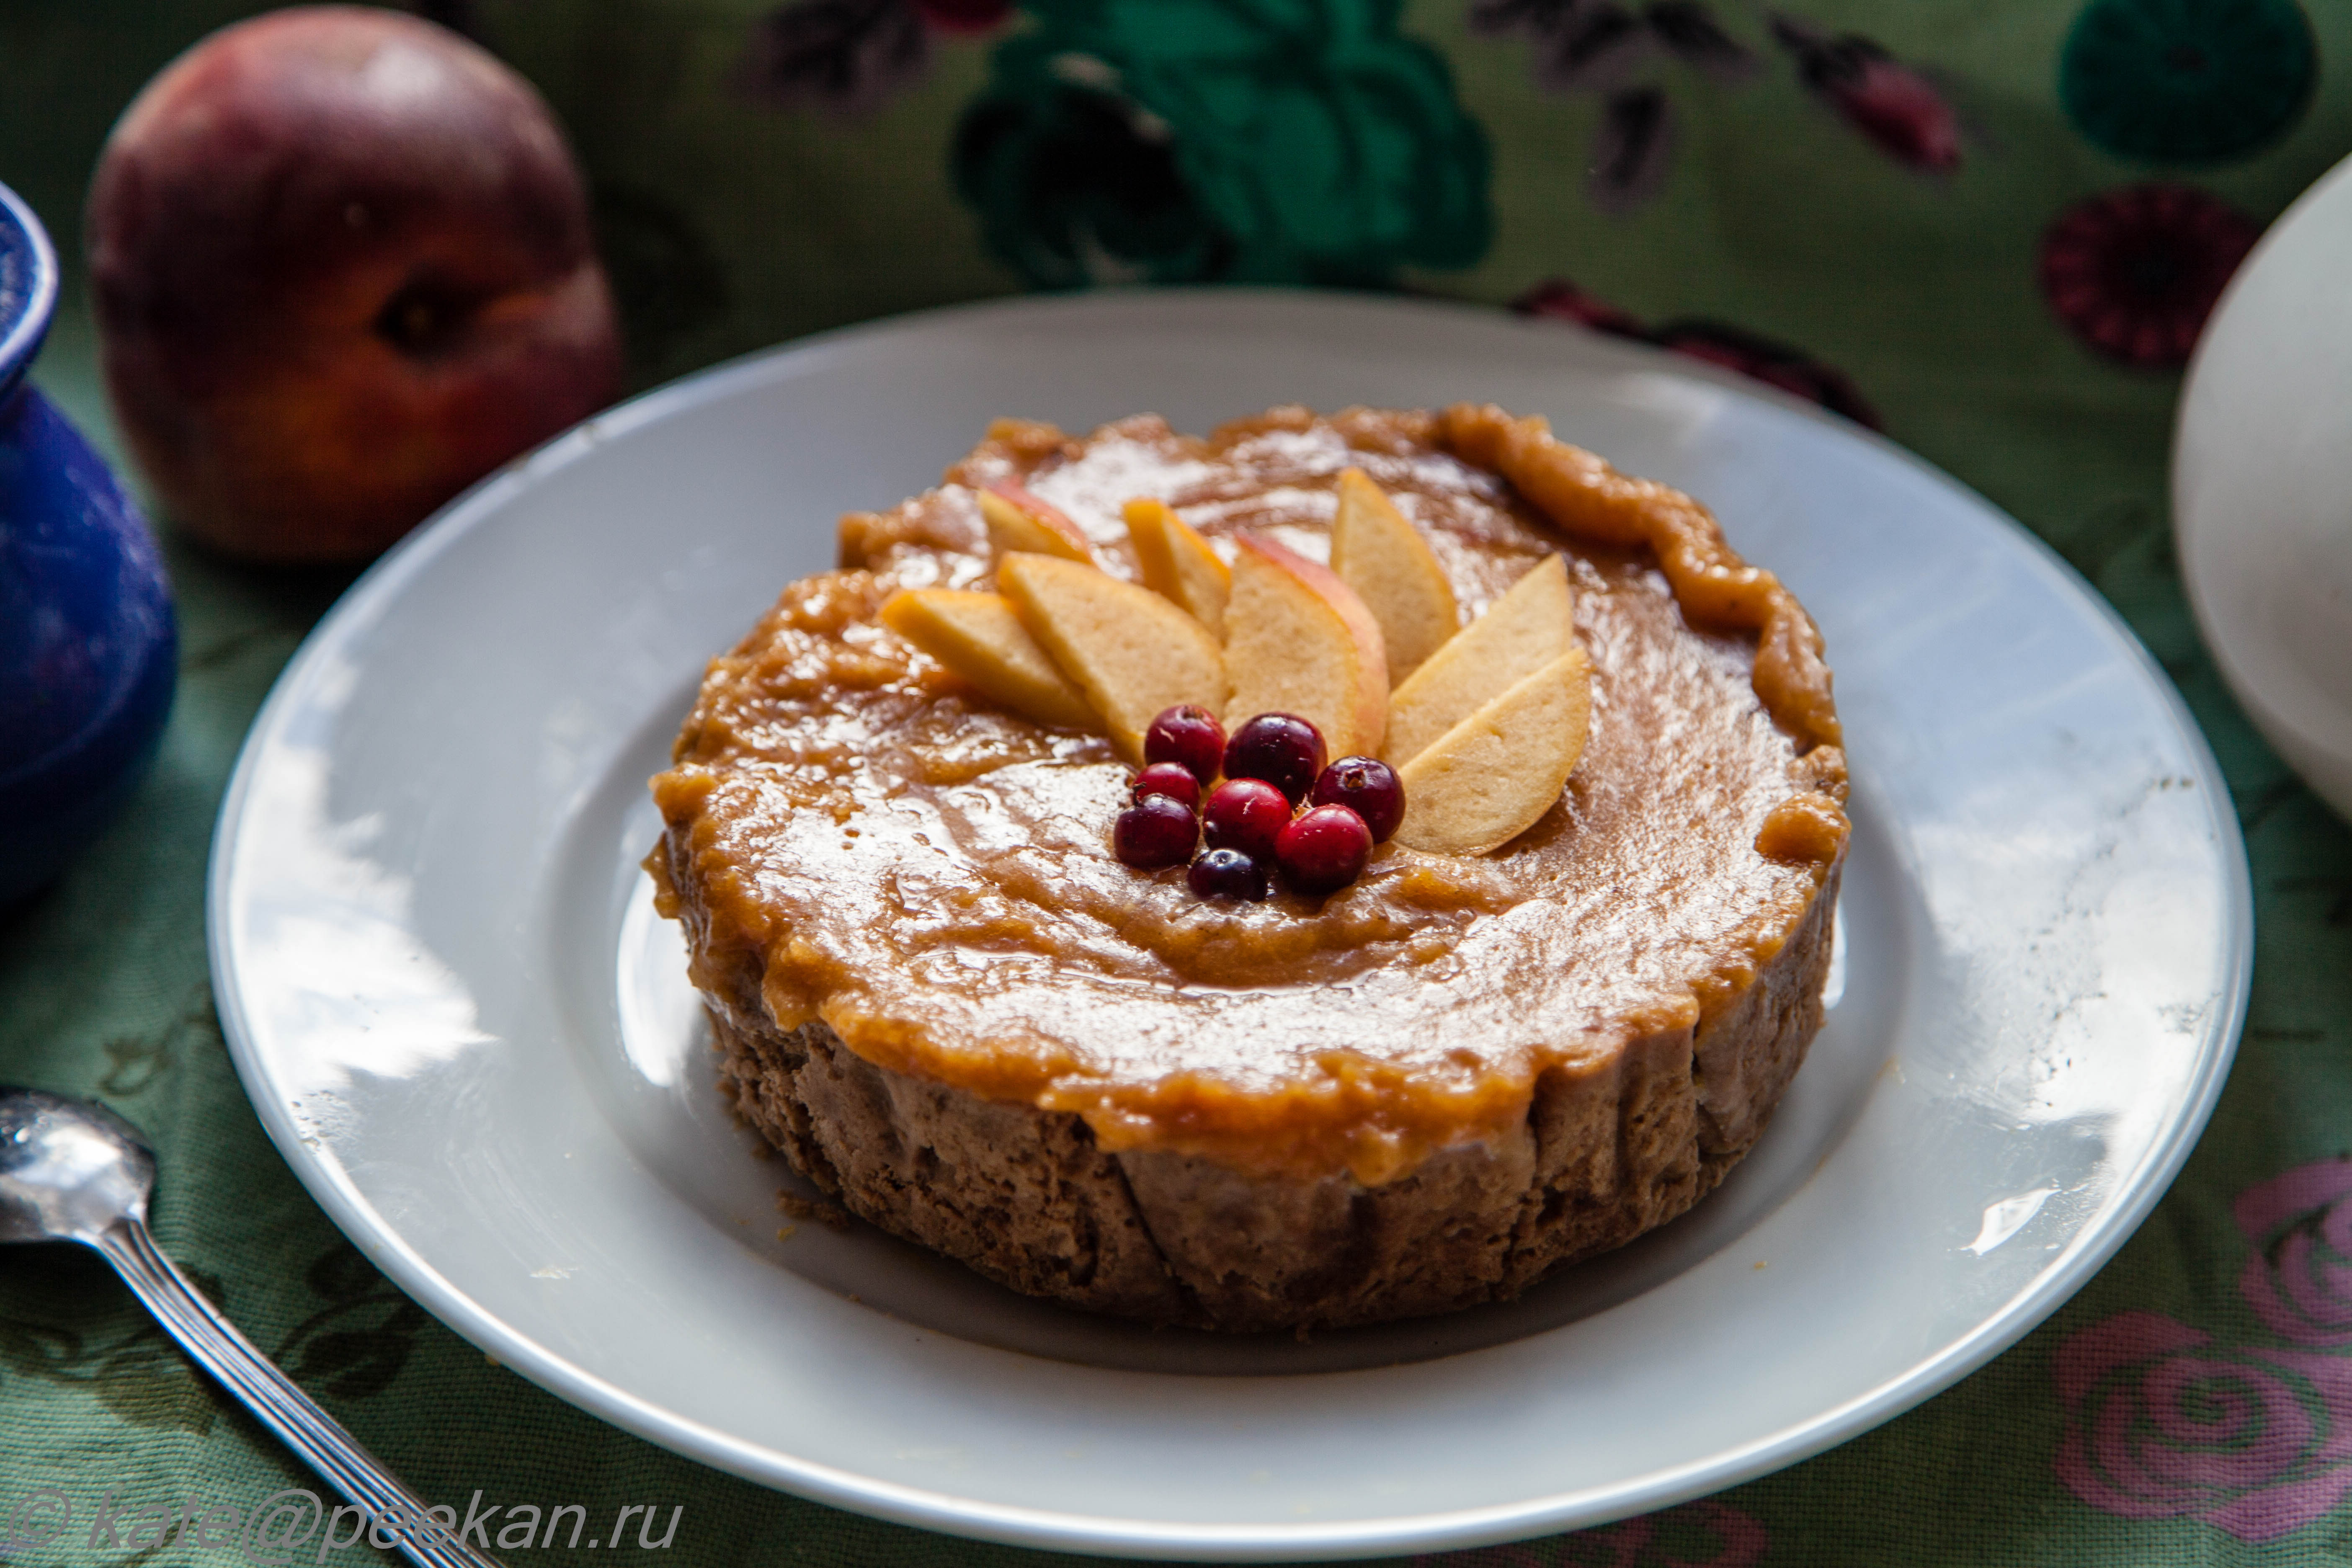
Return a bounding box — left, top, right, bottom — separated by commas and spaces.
87, 6, 622, 562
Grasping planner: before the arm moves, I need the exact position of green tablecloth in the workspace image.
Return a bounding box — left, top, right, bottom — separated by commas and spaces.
6, 0, 2352, 1562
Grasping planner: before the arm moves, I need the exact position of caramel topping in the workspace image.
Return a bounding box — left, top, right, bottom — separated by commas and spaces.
655, 408, 1847, 1184
1439, 403, 1842, 751
1756, 792, 1852, 866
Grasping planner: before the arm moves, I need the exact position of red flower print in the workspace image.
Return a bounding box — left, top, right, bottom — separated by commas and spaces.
2039, 183, 2259, 369
1514, 278, 1650, 339
2236, 1158, 2352, 1346
2054, 1310, 2352, 1541
1649, 322, 1880, 428
1515, 279, 1882, 429
1769, 15, 1962, 171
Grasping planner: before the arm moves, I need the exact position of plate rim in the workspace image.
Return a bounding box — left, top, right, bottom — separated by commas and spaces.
207, 286, 2254, 1560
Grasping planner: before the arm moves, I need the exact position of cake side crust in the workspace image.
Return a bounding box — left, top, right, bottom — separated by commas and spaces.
681, 827, 1843, 1333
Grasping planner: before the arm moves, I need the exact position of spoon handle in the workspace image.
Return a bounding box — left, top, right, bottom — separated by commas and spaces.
96, 1217, 503, 1568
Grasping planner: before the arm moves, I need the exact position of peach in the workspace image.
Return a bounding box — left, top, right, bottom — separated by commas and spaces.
980, 480, 1094, 563
1123, 497, 1230, 636
1223, 534, 1387, 763
1394, 650, 1593, 855
1329, 468, 1458, 682
881, 588, 1096, 730
996, 552, 1225, 760
86, 6, 622, 562
1383, 554, 1573, 768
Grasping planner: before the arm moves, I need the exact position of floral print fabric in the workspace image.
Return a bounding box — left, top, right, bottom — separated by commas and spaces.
2039, 183, 2260, 366
955, 0, 1489, 286
2239, 1161, 2352, 1347
2053, 1162, 2352, 1542
716, 0, 2312, 382
5, 0, 2352, 1563
2059, 0, 2316, 162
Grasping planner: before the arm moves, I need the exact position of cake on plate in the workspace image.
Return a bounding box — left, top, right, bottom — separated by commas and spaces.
647, 403, 1847, 1333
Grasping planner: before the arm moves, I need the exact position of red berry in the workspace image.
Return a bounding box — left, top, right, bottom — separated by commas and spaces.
1202, 777, 1292, 861
1223, 712, 1325, 803
1113, 795, 1197, 869
1275, 805, 1372, 895
1310, 756, 1404, 843
1145, 704, 1225, 784
1131, 762, 1201, 810
1188, 847, 1270, 900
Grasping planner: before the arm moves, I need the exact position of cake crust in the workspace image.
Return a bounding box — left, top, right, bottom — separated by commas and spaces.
676, 835, 1838, 1331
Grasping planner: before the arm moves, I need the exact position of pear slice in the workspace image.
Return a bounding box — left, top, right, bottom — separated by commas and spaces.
997, 551, 1225, 759
1393, 649, 1592, 855
1382, 554, 1573, 769
1223, 534, 1387, 762
1123, 497, 1231, 637
881, 588, 1097, 731
979, 479, 1094, 563
1330, 468, 1459, 684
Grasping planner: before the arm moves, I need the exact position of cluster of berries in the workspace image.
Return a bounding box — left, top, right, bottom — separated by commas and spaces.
1112, 705, 1404, 900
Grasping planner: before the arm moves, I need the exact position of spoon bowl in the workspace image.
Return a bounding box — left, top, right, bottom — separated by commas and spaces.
0, 1088, 154, 1245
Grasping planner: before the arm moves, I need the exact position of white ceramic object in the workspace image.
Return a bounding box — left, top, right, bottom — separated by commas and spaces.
2177, 153, 2352, 822
211, 290, 2249, 1561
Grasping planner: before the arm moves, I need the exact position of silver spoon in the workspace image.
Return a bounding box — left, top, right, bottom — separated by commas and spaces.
0, 1087, 500, 1568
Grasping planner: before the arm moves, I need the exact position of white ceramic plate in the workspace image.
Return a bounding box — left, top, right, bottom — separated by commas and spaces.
210, 290, 2249, 1561
2177, 151, 2352, 823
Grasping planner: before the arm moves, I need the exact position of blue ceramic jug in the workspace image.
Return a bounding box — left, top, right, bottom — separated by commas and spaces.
0, 181, 176, 906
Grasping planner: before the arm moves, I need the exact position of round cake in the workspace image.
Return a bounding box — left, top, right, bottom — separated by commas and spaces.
648, 403, 1848, 1333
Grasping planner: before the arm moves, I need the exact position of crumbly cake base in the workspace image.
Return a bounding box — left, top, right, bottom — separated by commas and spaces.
679, 834, 1841, 1333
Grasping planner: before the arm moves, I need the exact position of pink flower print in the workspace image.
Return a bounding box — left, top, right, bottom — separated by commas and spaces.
1512, 279, 1881, 429
2236, 1158, 2352, 1346
2039, 184, 2258, 369
2054, 1309, 2352, 1542
1768, 15, 1962, 172
1512, 278, 1650, 340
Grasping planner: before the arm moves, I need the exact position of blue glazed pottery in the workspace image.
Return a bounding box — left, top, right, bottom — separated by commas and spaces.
0, 179, 176, 906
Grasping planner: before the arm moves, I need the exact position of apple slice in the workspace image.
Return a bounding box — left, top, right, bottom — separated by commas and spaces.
979, 479, 1094, 563
997, 552, 1225, 759
1223, 534, 1387, 762
1382, 553, 1573, 769
881, 588, 1097, 731
1123, 497, 1231, 637
1393, 649, 1592, 855
1329, 468, 1459, 684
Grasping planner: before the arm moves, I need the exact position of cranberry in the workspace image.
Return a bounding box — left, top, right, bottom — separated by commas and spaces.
1275, 805, 1373, 895
1222, 712, 1326, 803
1310, 756, 1404, 843
1202, 777, 1292, 861
1131, 762, 1202, 811
1188, 847, 1271, 901
1145, 704, 1225, 784
1113, 795, 1197, 870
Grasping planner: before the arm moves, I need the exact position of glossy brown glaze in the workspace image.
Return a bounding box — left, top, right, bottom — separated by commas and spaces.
652, 407, 1846, 1186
